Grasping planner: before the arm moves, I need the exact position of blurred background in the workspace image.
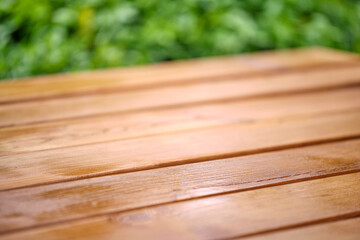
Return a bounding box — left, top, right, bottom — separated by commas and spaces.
1, 0, 359, 80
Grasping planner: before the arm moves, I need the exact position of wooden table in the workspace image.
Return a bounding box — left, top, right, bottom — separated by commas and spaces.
0, 47, 359, 240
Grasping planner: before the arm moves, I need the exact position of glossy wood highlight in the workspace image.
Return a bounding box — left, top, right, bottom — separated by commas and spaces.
1, 88, 360, 155
0, 47, 357, 103
239, 217, 360, 240
2, 173, 359, 240
1, 110, 360, 190
0, 139, 359, 233
1, 64, 360, 127
1, 48, 359, 239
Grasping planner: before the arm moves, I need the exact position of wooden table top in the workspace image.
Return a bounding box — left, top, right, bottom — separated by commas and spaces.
0, 47, 359, 240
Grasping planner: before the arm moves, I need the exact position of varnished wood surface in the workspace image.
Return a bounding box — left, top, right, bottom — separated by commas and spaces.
1, 63, 360, 127
1, 139, 359, 233
239, 217, 360, 240
2, 110, 360, 190
0, 48, 359, 239
0, 47, 357, 104
1, 173, 360, 240
1, 87, 360, 155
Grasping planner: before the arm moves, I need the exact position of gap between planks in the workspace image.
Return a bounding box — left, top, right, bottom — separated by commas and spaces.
1, 109, 360, 191
230, 216, 360, 240
224, 213, 360, 240
0, 47, 358, 104
0, 61, 356, 106
1, 63, 360, 127
1, 172, 359, 240
1, 87, 360, 155
0, 138, 359, 233
0, 47, 360, 238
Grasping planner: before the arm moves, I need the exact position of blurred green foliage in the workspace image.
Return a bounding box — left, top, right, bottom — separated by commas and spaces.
1, 0, 360, 80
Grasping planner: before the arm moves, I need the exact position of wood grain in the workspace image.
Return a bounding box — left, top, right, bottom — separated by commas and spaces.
0, 139, 359, 233
0, 47, 357, 103
1, 88, 360, 155
1, 48, 359, 239
1, 110, 360, 191
1, 172, 359, 240
1, 64, 360, 127
239, 217, 360, 240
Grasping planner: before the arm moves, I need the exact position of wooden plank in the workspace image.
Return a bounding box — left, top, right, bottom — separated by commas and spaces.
1, 172, 359, 240
1, 88, 360, 155
1, 110, 360, 190
0, 139, 359, 233
0, 48, 357, 104
239, 217, 360, 240
1, 64, 360, 127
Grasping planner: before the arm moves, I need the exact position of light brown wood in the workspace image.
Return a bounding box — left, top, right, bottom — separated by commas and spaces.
239, 217, 360, 240
1, 88, 360, 155
1, 64, 360, 127
0, 139, 359, 233
1, 48, 359, 239
1, 173, 359, 240
0, 47, 357, 103
1, 110, 360, 191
